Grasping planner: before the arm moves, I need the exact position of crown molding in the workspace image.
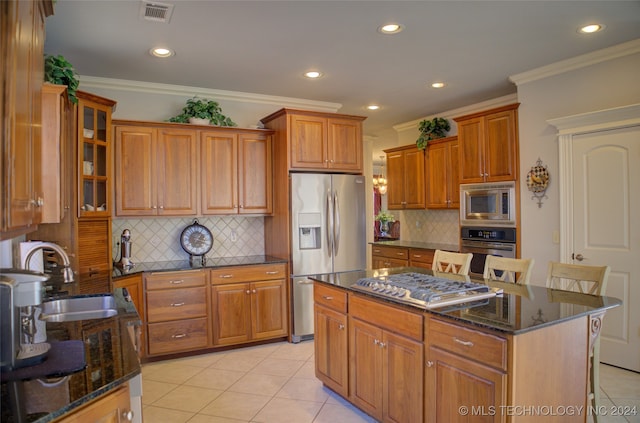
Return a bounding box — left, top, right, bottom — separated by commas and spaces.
393, 93, 518, 133
547, 103, 640, 135
78, 75, 342, 112
509, 38, 640, 86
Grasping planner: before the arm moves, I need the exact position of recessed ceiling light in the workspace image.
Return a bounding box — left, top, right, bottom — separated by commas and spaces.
367, 104, 380, 111
379, 23, 403, 34
431, 82, 445, 88
304, 71, 322, 79
579, 24, 604, 34
150, 47, 174, 58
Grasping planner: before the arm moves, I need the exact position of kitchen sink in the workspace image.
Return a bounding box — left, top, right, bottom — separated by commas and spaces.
40, 294, 117, 322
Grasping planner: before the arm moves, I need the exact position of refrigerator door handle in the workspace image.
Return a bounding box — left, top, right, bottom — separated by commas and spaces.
326, 189, 334, 257
333, 190, 340, 256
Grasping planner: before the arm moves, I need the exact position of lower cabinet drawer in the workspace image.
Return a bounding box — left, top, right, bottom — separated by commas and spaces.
429, 318, 507, 371
210, 263, 286, 284
147, 318, 209, 355
146, 287, 207, 323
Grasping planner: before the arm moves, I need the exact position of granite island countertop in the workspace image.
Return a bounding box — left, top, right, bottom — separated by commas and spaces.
0, 287, 141, 423
370, 240, 460, 252
309, 267, 622, 335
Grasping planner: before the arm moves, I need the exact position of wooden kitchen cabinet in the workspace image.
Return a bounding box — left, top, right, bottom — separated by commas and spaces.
113, 274, 145, 357
77, 91, 116, 217
53, 383, 133, 423
1, 0, 53, 238
384, 145, 426, 209
371, 245, 436, 270
349, 294, 424, 423
201, 129, 273, 215
114, 122, 198, 216
210, 263, 288, 346
425, 317, 507, 423
314, 284, 349, 397
409, 248, 435, 269
40, 83, 74, 223
426, 136, 460, 209
260, 108, 365, 173
455, 103, 519, 184
145, 270, 209, 356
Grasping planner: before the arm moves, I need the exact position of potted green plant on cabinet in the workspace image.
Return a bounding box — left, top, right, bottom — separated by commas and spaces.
44, 54, 80, 104
169, 96, 237, 126
416, 117, 450, 150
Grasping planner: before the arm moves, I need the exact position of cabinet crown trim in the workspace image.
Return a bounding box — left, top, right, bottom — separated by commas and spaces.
453, 102, 520, 122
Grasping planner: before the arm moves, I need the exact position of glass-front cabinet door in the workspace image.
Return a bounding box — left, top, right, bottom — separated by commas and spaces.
76, 91, 116, 217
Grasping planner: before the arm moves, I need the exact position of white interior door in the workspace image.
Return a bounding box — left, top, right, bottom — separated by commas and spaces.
572, 124, 640, 372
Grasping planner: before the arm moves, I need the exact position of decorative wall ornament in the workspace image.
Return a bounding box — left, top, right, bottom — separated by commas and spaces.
526, 157, 550, 208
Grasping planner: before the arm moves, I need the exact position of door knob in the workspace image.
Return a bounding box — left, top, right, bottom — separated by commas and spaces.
573, 253, 584, 261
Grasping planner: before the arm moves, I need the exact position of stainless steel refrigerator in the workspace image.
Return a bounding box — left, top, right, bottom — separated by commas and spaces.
290, 173, 366, 342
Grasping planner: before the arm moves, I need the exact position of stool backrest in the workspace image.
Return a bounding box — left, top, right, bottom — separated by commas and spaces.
432, 250, 473, 276
483, 256, 534, 285
546, 262, 610, 295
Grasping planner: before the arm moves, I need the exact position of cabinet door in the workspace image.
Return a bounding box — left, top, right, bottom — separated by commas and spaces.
157, 129, 198, 215
426, 346, 506, 423
290, 114, 327, 169
449, 140, 460, 208
383, 331, 424, 423
211, 283, 252, 345
386, 150, 406, 209
201, 131, 238, 214
485, 109, 518, 182
238, 133, 272, 214
327, 118, 362, 172
77, 219, 111, 276
458, 117, 485, 184
349, 318, 383, 420
426, 141, 449, 208
251, 279, 287, 339
403, 147, 426, 209
115, 126, 157, 216
314, 304, 348, 397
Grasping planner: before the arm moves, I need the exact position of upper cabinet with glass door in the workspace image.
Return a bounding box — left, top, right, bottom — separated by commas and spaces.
76, 91, 116, 217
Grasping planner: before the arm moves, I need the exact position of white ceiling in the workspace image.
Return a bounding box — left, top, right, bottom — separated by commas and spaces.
44, 0, 640, 150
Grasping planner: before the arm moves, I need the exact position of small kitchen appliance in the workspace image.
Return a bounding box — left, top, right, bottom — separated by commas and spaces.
0, 269, 51, 371
115, 229, 134, 269
460, 181, 516, 227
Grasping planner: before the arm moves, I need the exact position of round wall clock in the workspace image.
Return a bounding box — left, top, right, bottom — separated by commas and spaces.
180, 219, 213, 264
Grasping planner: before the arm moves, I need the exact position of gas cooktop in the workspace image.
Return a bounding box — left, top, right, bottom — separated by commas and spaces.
352, 272, 501, 309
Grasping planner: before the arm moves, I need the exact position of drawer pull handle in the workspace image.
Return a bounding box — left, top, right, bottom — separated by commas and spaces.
265, 271, 279, 275
414, 254, 422, 258
170, 280, 184, 285
322, 295, 334, 300
171, 302, 185, 307
219, 274, 233, 278
396, 252, 404, 256
172, 333, 187, 339
373, 249, 381, 253
453, 337, 474, 347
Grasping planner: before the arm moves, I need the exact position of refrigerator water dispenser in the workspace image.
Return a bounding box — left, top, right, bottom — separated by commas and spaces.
298, 213, 321, 250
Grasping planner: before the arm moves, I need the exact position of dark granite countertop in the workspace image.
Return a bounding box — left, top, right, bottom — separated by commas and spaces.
370, 240, 460, 252
1, 288, 141, 423
309, 267, 622, 335
111, 255, 288, 279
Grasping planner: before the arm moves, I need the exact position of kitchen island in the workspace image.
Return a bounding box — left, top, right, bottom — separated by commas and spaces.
310, 267, 621, 423
0, 287, 141, 423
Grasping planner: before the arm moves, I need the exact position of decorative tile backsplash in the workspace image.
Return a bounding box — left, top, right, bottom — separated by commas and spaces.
112, 216, 265, 263
399, 209, 459, 245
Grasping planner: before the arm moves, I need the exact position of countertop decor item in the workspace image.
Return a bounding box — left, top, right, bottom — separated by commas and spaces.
416, 117, 450, 150
526, 157, 550, 208
180, 219, 214, 265
168, 96, 237, 126
44, 54, 79, 104
375, 209, 395, 237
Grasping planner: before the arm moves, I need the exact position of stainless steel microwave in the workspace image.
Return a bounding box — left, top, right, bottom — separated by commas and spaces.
460, 182, 516, 227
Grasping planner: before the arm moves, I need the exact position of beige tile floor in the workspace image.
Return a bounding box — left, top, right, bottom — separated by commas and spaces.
141, 340, 640, 423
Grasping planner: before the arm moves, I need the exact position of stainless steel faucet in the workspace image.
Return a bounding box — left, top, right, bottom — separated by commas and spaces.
21, 242, 74, 283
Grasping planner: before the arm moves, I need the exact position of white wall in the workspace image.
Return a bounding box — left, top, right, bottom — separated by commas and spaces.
513, 40, 640, 284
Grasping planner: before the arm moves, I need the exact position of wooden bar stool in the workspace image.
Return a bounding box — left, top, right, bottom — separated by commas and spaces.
546, 261, 611, 422
483, 256, 535, 285
431, 250, 473, 275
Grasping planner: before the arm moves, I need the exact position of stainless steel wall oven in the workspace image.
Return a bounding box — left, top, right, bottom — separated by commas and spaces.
460, 227, 517, 278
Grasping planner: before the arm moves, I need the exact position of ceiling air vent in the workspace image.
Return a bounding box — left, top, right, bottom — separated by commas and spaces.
140, 1, 174, 23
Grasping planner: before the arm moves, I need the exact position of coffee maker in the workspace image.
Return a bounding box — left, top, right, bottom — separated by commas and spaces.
0, 269, 51, 371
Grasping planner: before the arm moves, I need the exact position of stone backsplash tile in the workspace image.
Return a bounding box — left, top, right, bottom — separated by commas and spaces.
112, 216, 265, 263
399, 209, 459, 245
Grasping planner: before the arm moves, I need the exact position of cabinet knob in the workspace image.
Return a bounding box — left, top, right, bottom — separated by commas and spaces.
252, 289, 256, 294
374, 339, 380, 345
159, 205, 164, 209
152, 206, 157, 209
246, 290, 251, 294
379, 342, 386, 348
338, 324, 345, 330
426, 361, 434, 367
122, 410, 134, 422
